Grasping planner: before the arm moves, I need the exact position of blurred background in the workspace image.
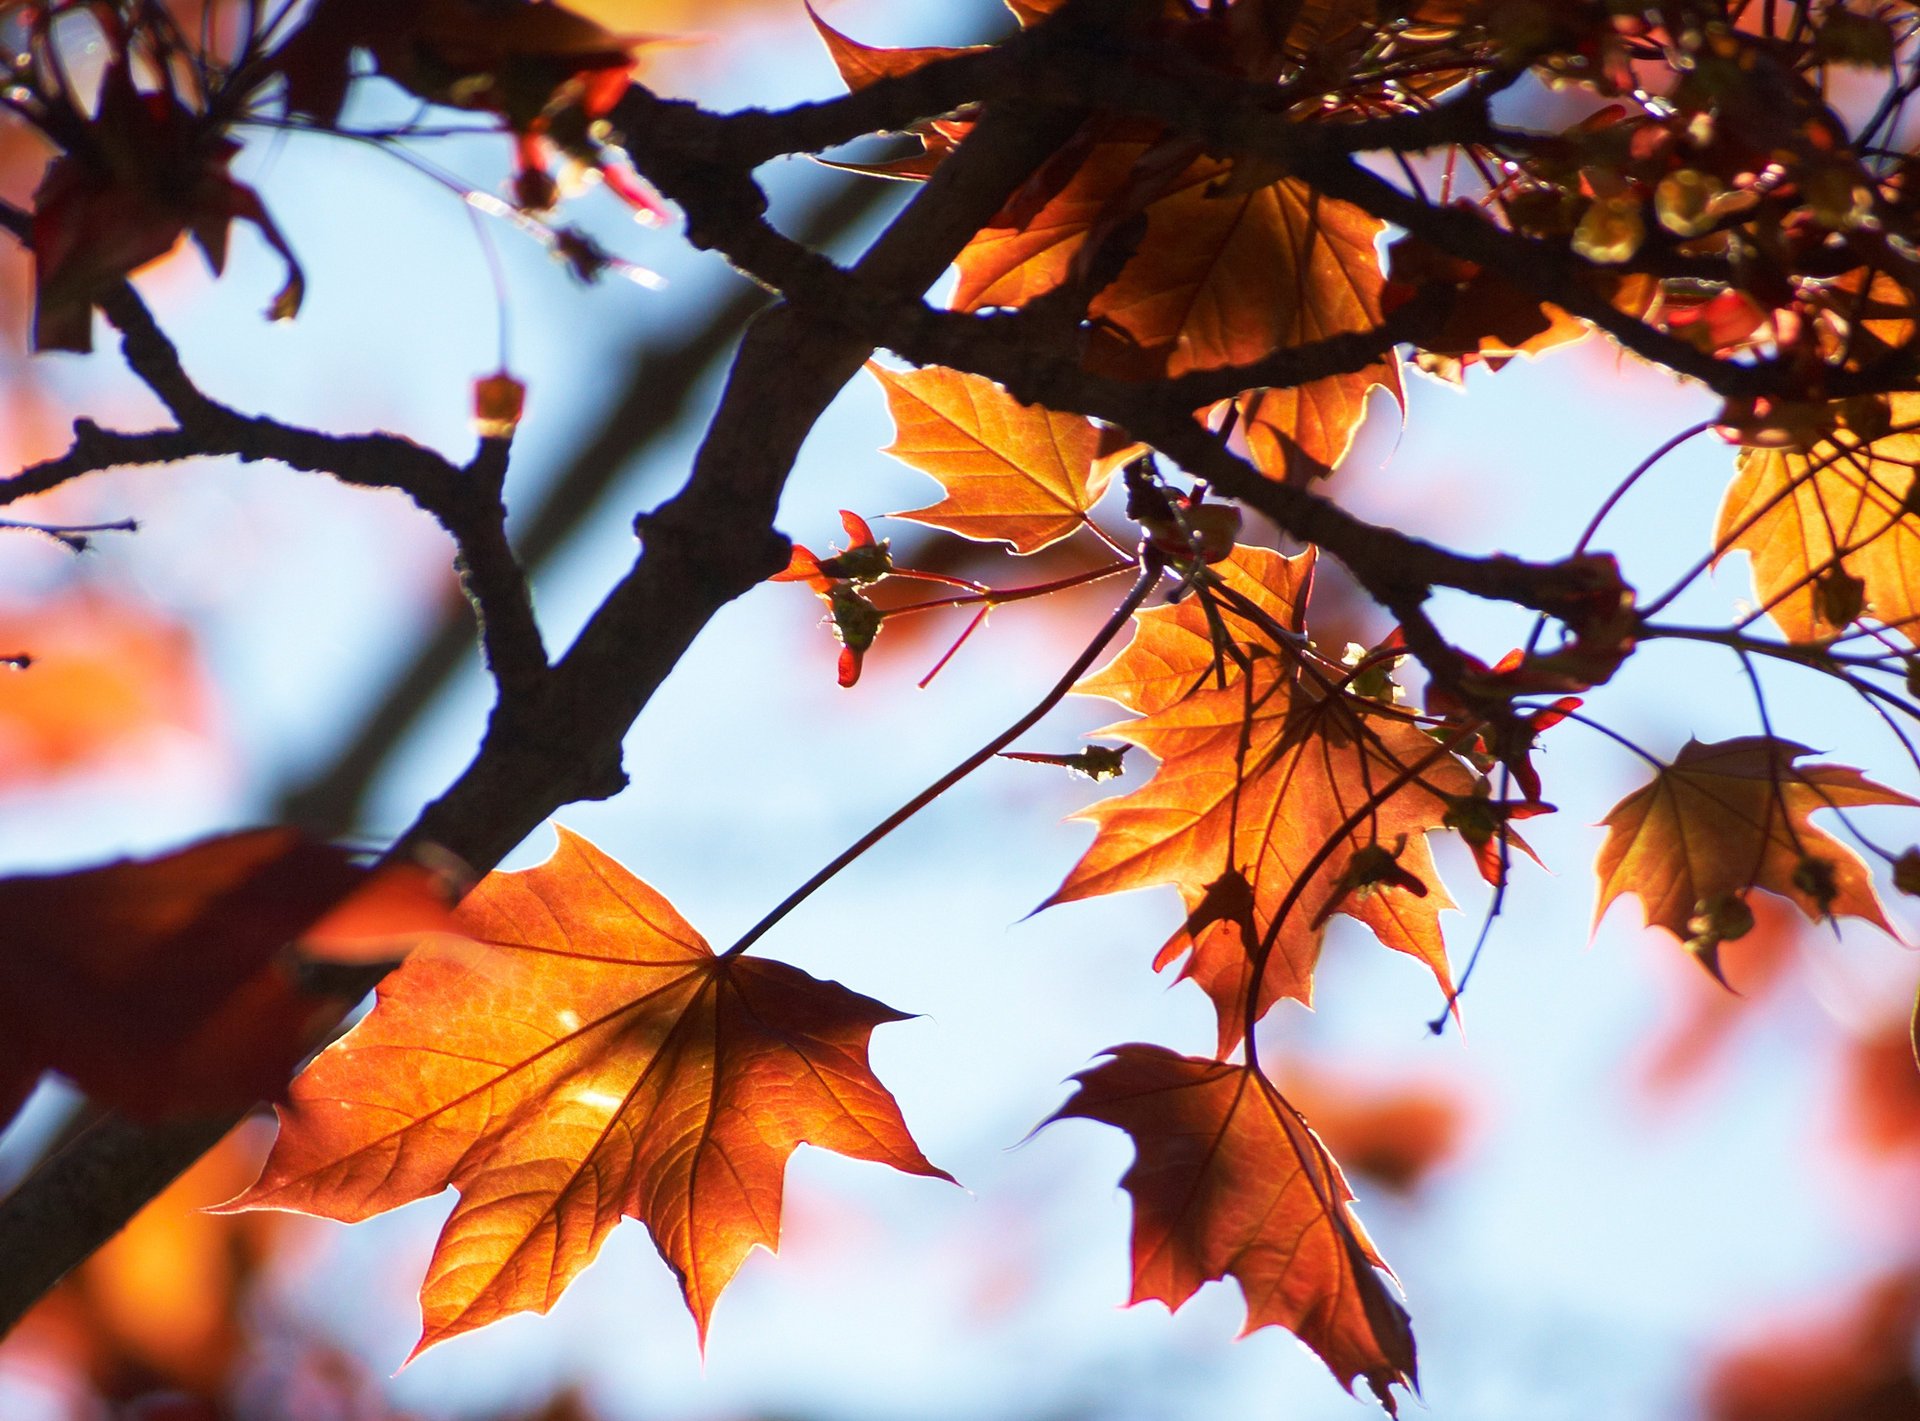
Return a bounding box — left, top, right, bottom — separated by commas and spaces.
2, 2, 1919, 1418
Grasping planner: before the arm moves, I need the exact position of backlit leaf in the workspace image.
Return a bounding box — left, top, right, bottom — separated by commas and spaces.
873, 364, 1111, 553
1595, 737, 1912, 955
226, 828, 948, 1355
1049, 1045, 1416, 1413
1046, 548, 1468, 1051
1717, 394, 1920, 641
955, 143, 1388, 382
1238, 363, 1399, 483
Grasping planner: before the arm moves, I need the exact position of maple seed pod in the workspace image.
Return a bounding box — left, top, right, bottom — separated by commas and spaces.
826, 585, 883, 654
999, 746, 1129, 782
1685, 892, 1754, 987
1792, 855, 1840, 916
1813, 566, 1866, 629
1571, 194, 1646, 264
819, 541, 892, 585
1894, 848, 1920, 898
1686, 893, 1755, 948
1654, 169, 1725, 238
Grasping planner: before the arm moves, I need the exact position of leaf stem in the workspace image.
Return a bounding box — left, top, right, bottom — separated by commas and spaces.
880, 558, 1137, 620
721, 555, 1163, 959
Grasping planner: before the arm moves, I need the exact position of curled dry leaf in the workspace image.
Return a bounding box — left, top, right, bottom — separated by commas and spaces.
873, 364, 1111, 554
225, 828, 949, 1357
1595, 737, 1912, 976
1049, 1045, 1417, 1413
1046, 547, 1468, 1052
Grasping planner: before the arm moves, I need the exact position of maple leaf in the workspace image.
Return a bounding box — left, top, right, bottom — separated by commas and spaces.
225, 828, 949, 1355
1595, 737, 1913, 976
1048, 1045, 1417, 1412
273, 0, 657, 213
956, 142, 1388, 381
872, 364, 1111, 553
951, 132, 1394, 480
1237, 367, 1399, 483
31, 61, 302, 353
1046, 547, 1471, 1051
1716, 394, 1920, 641
0, 829, 452, 1128
807, 7, 984, 91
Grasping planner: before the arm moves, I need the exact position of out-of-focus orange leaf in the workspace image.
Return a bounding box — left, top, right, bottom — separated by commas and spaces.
1277, 1062, 1471, 1195
0, 829, 454, 1127
872, 364, 1111, 553
225, 827, 950, 1356
1633, 896, 1801, 1101
4, 1129, 298, 1399
1046, 547, 1469, 1051
1717, 395, 1920, 642
0, 592, 209, 787
274, 0, 659, 214
1050, 1045, 1416, 1412
1595, 738, 1911, 973
1701, 1268, 1920, 1420
276, 0, 647, 124
1840, 1013, 1920, 1159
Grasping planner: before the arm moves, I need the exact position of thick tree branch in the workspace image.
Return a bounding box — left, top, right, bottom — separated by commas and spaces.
0, 51, 1113, 1330
276, 174, 895, 836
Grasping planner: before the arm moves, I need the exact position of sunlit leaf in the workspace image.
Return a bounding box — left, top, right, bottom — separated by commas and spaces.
226, 828, 949, 1355
1595, 738, 1911, 968
1717, 394, 1920, 641
873, 364, 1110, 553
1046, 548, 1468, 1051
1049, 1045, 1416, 1412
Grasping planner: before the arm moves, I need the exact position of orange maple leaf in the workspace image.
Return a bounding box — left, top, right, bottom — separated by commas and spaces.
1595, 737, 1913, 966
0, 591, 210, 788
956, 144, 1388, 378
0, 829, 452, 1127
225, 828, 949, 1356
1716, 395, 1920, 642
1046, 547, 1469, 1050
1049, 1045, 1417, 1413
952, 134, 1395, 479
1238, 369, 1398, 484
872, 364, 1112, 553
